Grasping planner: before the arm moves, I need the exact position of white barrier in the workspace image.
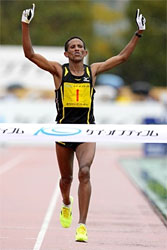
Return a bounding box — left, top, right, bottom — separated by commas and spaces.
0, 123, 167, 143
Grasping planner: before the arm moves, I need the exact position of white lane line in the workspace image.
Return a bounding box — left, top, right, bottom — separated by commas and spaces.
0, 155, 25, 175
33, 179, 60, 250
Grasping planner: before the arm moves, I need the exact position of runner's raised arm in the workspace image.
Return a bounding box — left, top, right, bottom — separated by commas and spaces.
91, 9, 146, 76
21, 4, 62, 78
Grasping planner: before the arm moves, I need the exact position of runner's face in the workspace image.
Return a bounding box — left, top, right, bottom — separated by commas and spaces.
64, 39, 87, 62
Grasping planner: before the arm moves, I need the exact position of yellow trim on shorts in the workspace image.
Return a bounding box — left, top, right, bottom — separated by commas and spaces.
57, 141, 66, 145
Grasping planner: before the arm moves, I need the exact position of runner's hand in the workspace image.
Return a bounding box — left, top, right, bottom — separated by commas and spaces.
136, 9, 146, 30
21, 3, 35, 24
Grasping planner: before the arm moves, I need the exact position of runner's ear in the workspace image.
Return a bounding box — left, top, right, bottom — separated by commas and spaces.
84, 50, 88, 57
64, 51, 69, 58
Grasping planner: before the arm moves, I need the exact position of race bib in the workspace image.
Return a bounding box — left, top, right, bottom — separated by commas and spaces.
63, 82, 91, 108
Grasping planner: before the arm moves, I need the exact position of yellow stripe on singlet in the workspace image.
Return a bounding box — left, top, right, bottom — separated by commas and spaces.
59, 67, 68, 123
86, 66, 92, 124
86, 67, 90, 77
64, 67, 68, 76
87, 87, 94, 124
59, 86, 65, 123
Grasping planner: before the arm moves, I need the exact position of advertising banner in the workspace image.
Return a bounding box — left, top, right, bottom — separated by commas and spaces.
0, 123, 166, 143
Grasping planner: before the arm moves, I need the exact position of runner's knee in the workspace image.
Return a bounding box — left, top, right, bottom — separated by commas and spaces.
78, 166, 90, 183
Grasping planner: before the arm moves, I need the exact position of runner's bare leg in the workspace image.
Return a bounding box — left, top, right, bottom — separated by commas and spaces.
56, 143, 74, 205
76, 143, 96, 224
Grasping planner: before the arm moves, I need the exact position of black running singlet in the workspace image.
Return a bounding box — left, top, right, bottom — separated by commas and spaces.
55, 63, 95, 124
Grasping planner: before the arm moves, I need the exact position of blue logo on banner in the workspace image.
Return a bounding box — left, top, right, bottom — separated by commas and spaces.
34, 127, 81, 136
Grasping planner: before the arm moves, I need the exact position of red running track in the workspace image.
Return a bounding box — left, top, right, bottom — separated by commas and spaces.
0, 145, 166, 250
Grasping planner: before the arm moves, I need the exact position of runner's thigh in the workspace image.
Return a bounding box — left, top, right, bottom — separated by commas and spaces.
75, 143, 96, 168
56, 143, 74, 176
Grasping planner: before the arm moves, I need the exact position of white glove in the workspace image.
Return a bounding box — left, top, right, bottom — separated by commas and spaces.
136, 9, 146, 30
21, 3, 35, 24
